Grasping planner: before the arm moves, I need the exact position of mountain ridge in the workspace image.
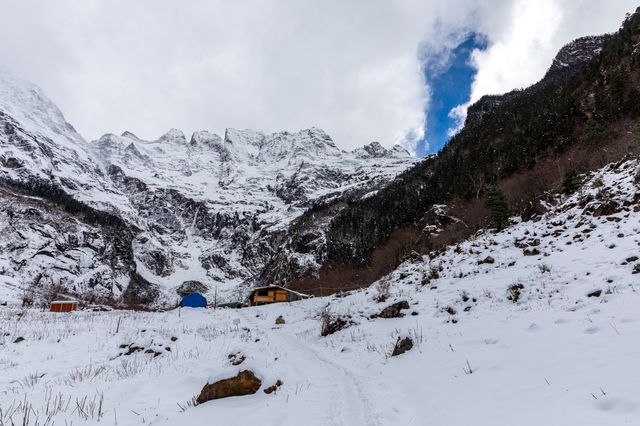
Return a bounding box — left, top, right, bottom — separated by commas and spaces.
0, 73, 415, 306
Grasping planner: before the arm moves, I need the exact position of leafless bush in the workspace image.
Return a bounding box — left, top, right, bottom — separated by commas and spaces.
507, 283, 525, 303
444, 306, 457, 316
420, 265, 441, 286
538, 263, 552, 273
374, 279, 391, 303
318, 305, 351, 337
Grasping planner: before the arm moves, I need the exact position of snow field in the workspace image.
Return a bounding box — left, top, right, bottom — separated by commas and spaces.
1, 160, 639, 425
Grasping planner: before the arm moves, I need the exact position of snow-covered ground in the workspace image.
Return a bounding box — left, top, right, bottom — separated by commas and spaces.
1, 160, 639, 425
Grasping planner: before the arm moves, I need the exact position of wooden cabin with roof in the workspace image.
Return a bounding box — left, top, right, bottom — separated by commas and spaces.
248, 285, 311, 306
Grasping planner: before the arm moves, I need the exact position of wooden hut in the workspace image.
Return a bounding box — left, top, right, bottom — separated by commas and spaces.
248, 285, 310, 306
50, 300, 78, 312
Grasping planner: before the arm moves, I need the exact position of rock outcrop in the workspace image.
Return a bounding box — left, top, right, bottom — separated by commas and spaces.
196, 370, 262, 403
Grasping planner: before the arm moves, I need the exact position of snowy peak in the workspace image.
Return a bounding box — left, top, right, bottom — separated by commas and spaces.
157, 128, 187, 145
0, 72, 84, 148
190, 130, 223, 147
352, 141, 410, 159
222, 127, 342, 163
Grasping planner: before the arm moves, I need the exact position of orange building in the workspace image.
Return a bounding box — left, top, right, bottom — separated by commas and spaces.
248, 285, 310, 306
50, 300, 78, 312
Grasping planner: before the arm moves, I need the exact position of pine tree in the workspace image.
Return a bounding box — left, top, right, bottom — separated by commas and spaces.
485, 186, 511, 231
634, 119, 640, 143
562, 170, 583, 194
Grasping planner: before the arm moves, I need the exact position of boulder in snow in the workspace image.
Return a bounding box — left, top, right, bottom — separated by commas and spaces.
391, 336, 413, 356
197, 370, 262, 403
374, 300, 410, 319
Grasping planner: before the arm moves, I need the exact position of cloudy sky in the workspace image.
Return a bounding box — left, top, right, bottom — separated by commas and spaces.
0, 1, 636, 154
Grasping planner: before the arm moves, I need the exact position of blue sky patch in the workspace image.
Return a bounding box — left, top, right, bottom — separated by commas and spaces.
417, 33, 487, 156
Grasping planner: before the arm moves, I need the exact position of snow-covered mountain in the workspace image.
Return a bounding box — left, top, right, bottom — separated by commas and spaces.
1, 157, 638, 425
0, 72, 414, 306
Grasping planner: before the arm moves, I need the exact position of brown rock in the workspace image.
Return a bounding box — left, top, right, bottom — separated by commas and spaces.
591, 200, 622, 217
264, 380, 283, 394
375, 300, 410, 319
275, 315, 285, 325
197, 370, 262, 403
391, 337, 413, 356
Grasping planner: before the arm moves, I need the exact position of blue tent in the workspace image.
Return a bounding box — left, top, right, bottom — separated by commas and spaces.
180, 292, 207, 308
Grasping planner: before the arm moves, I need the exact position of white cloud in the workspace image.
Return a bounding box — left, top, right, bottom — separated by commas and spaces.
0, 1, 636, 153
455, 0, 638, 128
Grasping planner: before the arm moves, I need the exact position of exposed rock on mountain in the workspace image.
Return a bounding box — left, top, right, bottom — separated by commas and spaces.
546, 35, 606, 77
466, 35, 606, 128
0, 73, 414, 305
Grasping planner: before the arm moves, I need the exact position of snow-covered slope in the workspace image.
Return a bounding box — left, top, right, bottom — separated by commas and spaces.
1, 158, 638, 425
0, 72, 415, 306
0, 73, 128, 208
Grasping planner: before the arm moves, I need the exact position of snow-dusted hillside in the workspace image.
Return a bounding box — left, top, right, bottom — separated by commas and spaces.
0, 72, 414, 306
1, 158, 638, 425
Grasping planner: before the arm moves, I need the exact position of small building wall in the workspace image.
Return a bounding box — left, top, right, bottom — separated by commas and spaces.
252, 290, 276, 305
275, 290, 287, 302
249, 286, 311, 306
50, 301, 78, 312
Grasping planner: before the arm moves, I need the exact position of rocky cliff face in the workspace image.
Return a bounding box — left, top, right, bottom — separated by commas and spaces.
546, 35, 606, 77
0, 74, 414, 305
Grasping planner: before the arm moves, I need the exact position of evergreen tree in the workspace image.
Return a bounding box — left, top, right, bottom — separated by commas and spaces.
485, 186, 511, 231
580, 119, 607, 145
562, 170, 583, 194
634, 119, 640, 143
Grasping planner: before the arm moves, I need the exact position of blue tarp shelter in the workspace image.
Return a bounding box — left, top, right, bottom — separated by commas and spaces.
180, 292, 207, 308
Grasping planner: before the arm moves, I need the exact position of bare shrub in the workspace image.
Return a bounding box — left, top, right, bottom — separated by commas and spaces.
538, 263, 552, 273
507, 283, 525, 303
318, 305, 351, 337
444, 306, 457, 315
420, 265, 441, 286
373, 279, 391, 303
